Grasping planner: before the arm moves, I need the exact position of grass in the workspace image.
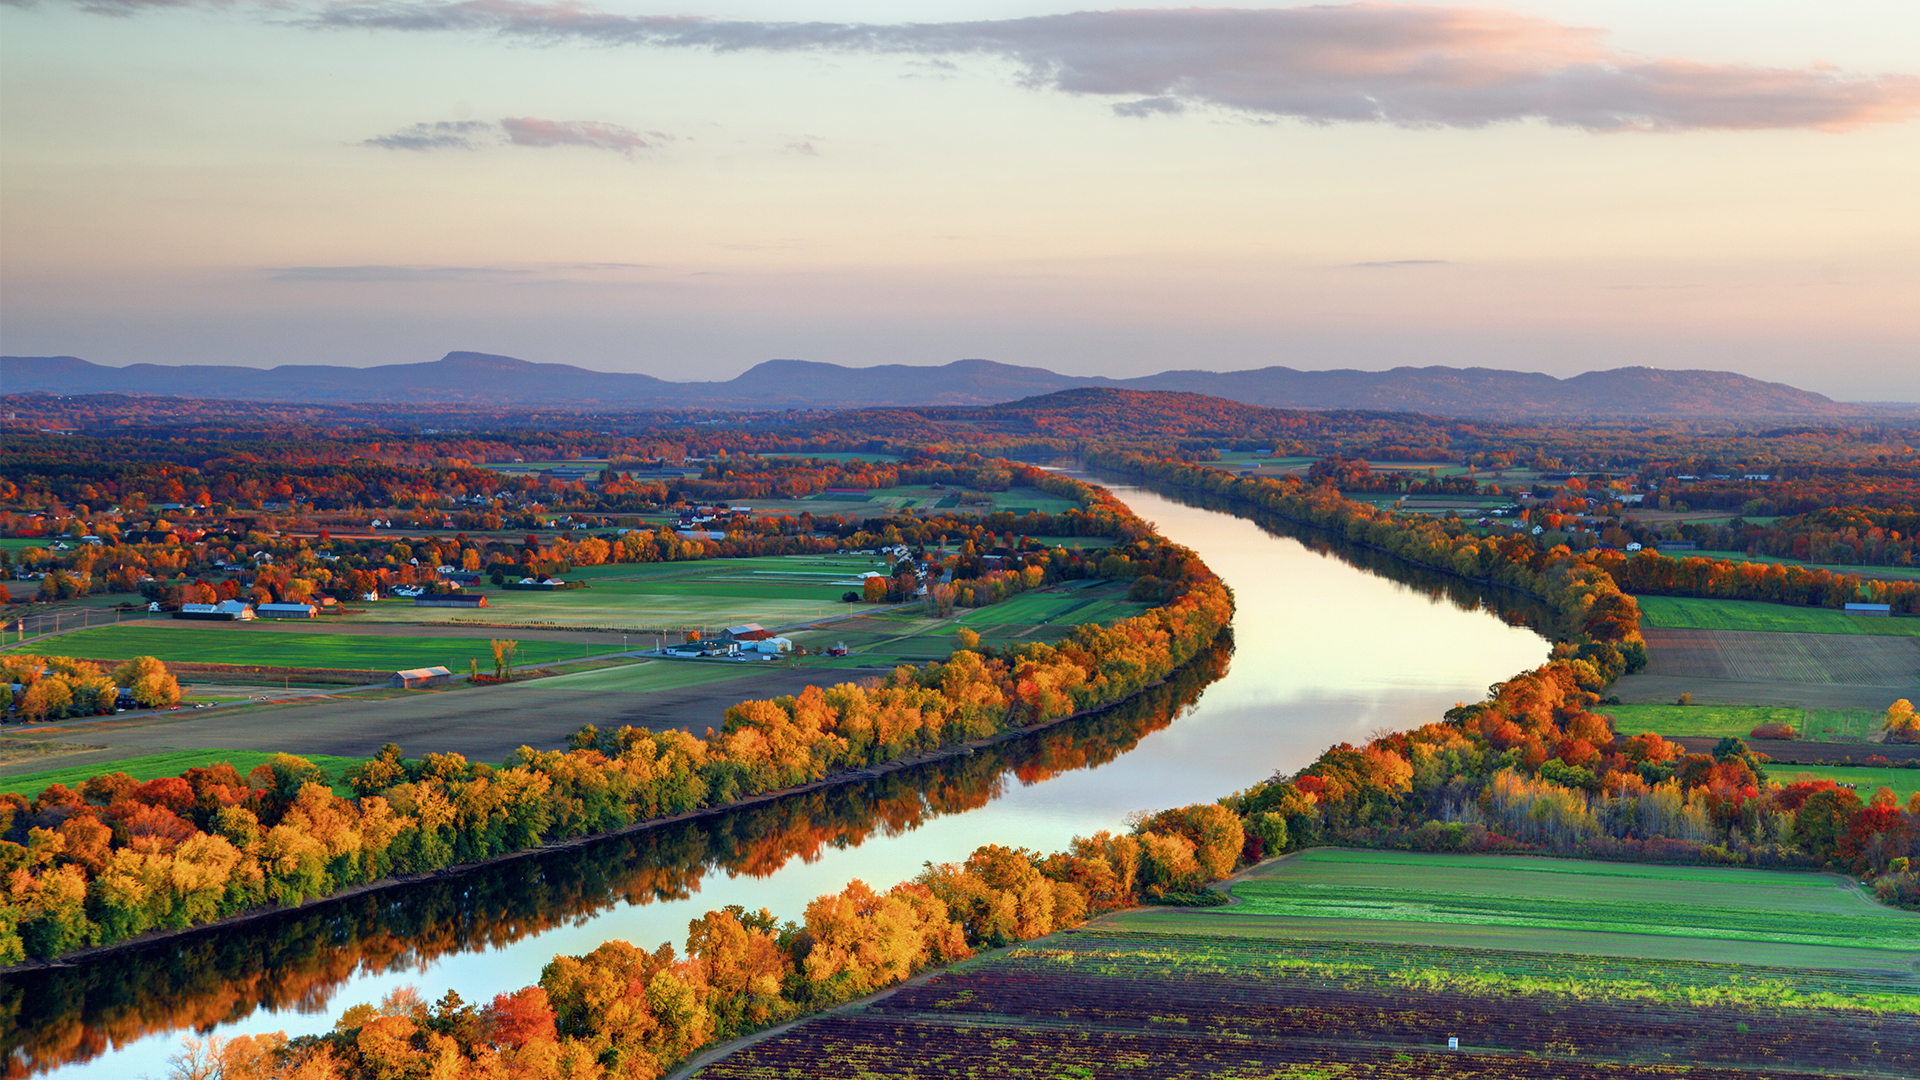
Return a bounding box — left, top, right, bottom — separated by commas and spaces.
0, 624, 593, 671
1602, 703, 1806, 739
1602, 703, 1891, 743
0, 748, 369, 799
1781, 765, 1920, 804
344, 554, 889, 631
1635, 594, 1920, 636
1210, 849, 1920, 955
525, 658, 771, 694
804, 581, 1148, 665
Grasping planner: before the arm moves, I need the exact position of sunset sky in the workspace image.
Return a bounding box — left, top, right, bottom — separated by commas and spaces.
2, 1, 1916, 398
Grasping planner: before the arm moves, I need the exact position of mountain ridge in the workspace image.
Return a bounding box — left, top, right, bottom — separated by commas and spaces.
0, 351, 1851, 418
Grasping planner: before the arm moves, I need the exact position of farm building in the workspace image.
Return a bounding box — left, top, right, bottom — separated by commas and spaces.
391, 666, 452, 688
175, 600, 255, 621
723, 623, 771, 642
1846, 603, 1893, 617
754, 637, 793, 655
415, 593, 489, 608
257, 602, 319, 619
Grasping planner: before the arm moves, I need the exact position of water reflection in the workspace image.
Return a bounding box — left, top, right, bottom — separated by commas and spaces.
18, 477, 1549, 1080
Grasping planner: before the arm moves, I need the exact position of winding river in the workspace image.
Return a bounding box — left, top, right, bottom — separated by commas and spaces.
14, 477, 1550, 1079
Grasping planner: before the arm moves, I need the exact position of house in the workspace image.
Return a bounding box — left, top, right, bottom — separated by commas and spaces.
723, 623, 770, 642
257, 602, 319, 619
391, 666, 452, 688
415, 593, 488, 608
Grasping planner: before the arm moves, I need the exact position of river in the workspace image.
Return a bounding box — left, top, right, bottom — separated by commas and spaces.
15, 478, 1549, 1079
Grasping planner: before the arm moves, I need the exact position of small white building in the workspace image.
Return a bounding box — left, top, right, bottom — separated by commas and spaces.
755, 637, 793, 655
392, 666, 452, 689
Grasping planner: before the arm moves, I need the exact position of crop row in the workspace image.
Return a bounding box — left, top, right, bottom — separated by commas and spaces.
869, 967, 1916, 1074
700, 1015, 1848, 1080
1009, 930, 1920, 1012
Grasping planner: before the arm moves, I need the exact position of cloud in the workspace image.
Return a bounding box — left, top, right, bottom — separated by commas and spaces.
270, 262, 658, 281
500, 116, 660, 153
298, 3, 1920, 132
271, 265, 517, 281
362, 119, 493, 151
1112, 96, 1184, 118
361, 117, 662, 154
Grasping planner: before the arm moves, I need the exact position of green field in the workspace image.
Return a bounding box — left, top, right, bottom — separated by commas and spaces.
0, 748, 368, 799
341, 555, 893, 631
1601, 703, 1889, 743
1, 624, 594, 672
1602, 702, 1807, 738
794, 580, 1149, 665
1782, 765, 1920, 804
527, 657, 770, 694
712, 846, 1920, 1078
1636, 594, 1920, 636
1203, 849, 1920, 957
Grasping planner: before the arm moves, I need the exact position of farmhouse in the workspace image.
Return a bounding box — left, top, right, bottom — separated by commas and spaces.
175, 600, 255, 621
391, 666, 452, 688
257, 602, 319, 619
415, 593, 489, 608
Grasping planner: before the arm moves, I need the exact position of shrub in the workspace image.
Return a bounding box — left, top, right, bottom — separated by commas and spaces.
1750, 721, 1798, 740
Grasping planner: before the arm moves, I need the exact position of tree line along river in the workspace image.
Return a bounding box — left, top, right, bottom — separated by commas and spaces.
9, 475, 1551, 1079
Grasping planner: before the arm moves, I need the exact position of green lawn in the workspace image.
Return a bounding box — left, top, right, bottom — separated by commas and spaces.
1602, 703, 1806, 739
1781, 765, 1920, 805
1, 624, 592, 671
0, 749, 368, 799
1212, 849, 1920, 955
1602, 703, 1890, 743
1635, 594, 1920, 636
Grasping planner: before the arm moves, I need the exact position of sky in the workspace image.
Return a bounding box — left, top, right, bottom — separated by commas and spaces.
1, 1, 1917, 399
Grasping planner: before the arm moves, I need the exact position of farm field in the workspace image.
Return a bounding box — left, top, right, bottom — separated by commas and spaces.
1781, 765, 1920, 804
0, 748, 367, 799
1630, 626, 1919, 691
786, 580, 1148, 666
0, 623, 592, 672
1636, 594, 1920, 636
1599, 702, 1889, 742
524, 657, 770, 694
704, 852, 1920, 1078
302, 554, 894, 632
1206, 849, 1920, 954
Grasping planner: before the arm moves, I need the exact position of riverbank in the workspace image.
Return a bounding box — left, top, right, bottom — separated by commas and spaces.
1, 638, 1213, 974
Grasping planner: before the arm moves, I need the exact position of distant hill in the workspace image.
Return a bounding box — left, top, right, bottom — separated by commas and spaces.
0, 352, 1852, 418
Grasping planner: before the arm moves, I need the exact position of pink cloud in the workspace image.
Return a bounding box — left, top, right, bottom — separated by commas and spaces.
498, 117, 659, 153
306, 3, 1920, 132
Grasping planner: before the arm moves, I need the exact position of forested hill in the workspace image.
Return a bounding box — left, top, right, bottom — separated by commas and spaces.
0, 351, 1854, 418
789, 388, 1473, 446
